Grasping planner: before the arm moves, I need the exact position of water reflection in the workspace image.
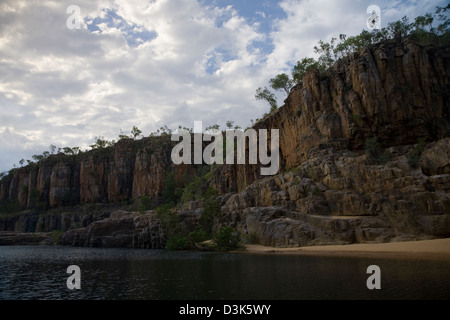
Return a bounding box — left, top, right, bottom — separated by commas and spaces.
0, 246, 449, 300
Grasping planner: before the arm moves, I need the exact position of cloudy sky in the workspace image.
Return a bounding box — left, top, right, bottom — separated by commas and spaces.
0, 0, 445, 172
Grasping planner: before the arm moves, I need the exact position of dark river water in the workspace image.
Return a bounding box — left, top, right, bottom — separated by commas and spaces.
0, 246, 449, 300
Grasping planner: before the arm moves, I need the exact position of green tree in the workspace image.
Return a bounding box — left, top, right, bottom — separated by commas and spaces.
365, 138, 390, 164
214, 226, 241, 252
314, 38, 337, 70
131, 126, 142, 139
165, 235, 191, 250
205, 124, 220, 132
118, 129, 129, 140
200, 188, 221, 235
32, 154, 44, 162
49, 144, 57, 154
292, 57, 320, 84
162, 172, 178, 205
63, 147, 74, 155
225, 120, 235, 129
386, 16, 413, 41
255, 87, 277, 112
407, 138, 426, 168
181, 175, 204, 203
156, 204, 182, 241
188, 227, 209, 243
159, 125, 172, 136
138, 195, 152, 213
269, 73, 293, 95
90, 136, 112, 149
435, 5, 450, 35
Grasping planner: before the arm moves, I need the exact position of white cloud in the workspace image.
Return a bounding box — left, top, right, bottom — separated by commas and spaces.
0, 0, 445, 172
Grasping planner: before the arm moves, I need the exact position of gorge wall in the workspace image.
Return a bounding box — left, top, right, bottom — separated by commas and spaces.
1, 39, 449, 247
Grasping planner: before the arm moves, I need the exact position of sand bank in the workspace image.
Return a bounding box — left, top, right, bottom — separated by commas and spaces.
242, 238, 450, 260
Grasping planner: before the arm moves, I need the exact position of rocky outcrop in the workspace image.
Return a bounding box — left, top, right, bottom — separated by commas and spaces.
60, 210, 198, 249
0, 232, 53, 246
211, 40, 450, 191
1, 40, 448, 211
60, 211, 160, 248
0, 204, 124, 233
0, 39, 449, 248
220, 139, 450, 246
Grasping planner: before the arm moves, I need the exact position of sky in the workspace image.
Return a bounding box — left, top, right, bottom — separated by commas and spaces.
0, 0, 446, 173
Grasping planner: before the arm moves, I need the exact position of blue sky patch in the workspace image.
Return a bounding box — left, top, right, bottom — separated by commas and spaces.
85, 9, 158, 47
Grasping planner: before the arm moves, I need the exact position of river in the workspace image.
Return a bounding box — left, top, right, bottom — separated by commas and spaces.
0, 246, 449, 300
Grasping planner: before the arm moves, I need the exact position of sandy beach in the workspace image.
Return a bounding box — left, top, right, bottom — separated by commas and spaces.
242, 238, 450, 260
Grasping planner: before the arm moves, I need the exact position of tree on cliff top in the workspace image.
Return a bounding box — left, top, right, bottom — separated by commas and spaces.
269, 73, 293, 95
131, 126, 142, 139
255, 5, 450, 113
90, 136, 114, 150
255, 87, 278, 112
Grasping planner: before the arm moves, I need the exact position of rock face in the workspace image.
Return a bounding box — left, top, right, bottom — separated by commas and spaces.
60, 210, 164, 248
60, 210, 199, 249
220, 139, 450, 246
0, 39, 449, 247
211, 40, 450, 189
0, 232, 53, 246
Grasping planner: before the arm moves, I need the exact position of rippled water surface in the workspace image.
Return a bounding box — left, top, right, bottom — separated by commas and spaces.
0, 246, 449, 300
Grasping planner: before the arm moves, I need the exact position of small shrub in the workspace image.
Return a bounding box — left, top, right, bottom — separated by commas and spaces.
162, 172, 179, 204
137, 204, 146, 214
51, 230, 64, 245
156, 203, 181, 239
365, 138, 381, 158
138, 195, 152, 213
365, 138, 390, 164
188, 228, 209, 243
407, 153, 420, 168
165, 235, 191, 250
351, 113, 361, 125
200, 188, 221, 235
312, 186, 320, 196
140, 195, 152, 209
214, 226, 241, 252
407, 138, 426, 168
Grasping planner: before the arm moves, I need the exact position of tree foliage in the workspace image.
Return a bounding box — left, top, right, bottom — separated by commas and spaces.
162, 172, 179, 205
255, 6, 450, 113
292, 57, 321, 84
131, 126, 142, 139
90, 136, 114, 150
269, 73, 293, 95
255, 87, 278, 112
214, 226, 241, 251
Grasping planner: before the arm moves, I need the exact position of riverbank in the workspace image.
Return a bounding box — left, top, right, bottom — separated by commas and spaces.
0, 231, 53, 246
242, 238, 450, 260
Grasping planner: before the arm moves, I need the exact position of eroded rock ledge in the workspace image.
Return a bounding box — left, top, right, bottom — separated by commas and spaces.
1, 39, 449, 248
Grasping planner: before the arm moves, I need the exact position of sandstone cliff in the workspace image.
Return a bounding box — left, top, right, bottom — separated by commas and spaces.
0, 38, 449, 247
